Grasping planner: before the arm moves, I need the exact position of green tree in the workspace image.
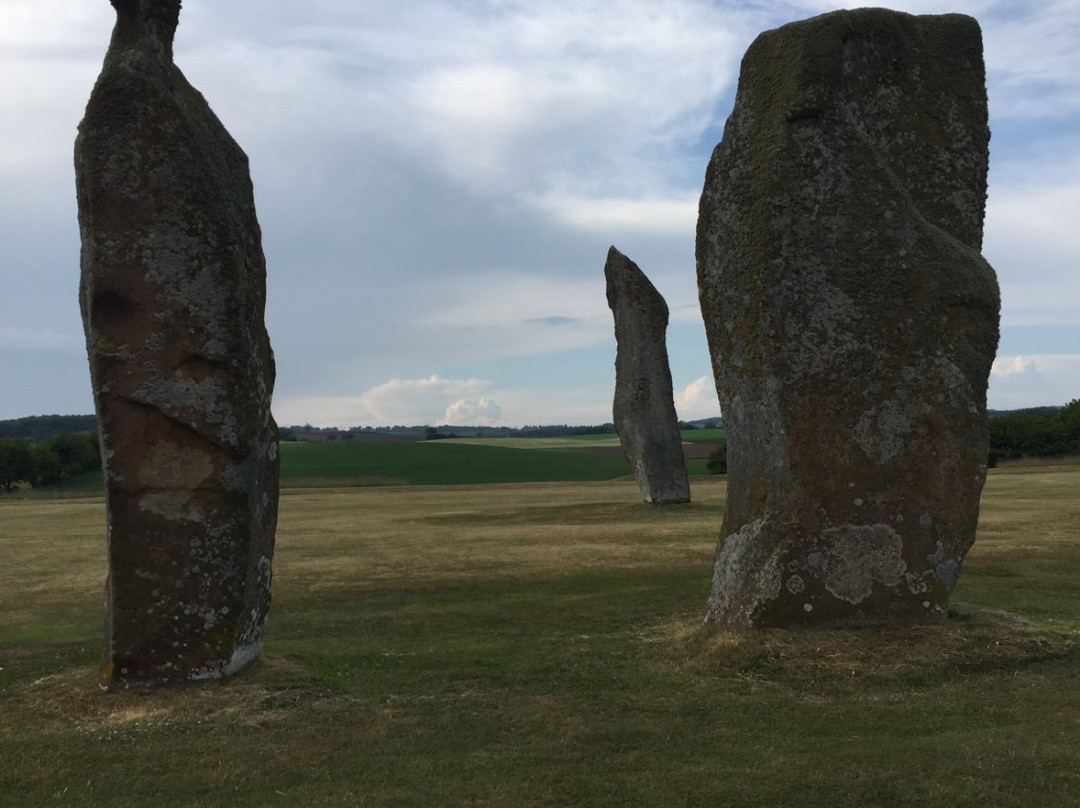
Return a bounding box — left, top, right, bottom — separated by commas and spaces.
0, 438, 33, 492
30, 432, 100, 487
706, 437, 728, 475
30, 447, 64, 487
988, 403, 1080, 462
45, 432, 99, 470
1059, 399, 1080, 453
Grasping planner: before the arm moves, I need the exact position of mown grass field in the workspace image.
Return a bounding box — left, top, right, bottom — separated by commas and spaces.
1, 463, 1078, 807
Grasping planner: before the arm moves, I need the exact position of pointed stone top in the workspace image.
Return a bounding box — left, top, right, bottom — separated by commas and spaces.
604, 245, 666, 317
109, 0, 182, 59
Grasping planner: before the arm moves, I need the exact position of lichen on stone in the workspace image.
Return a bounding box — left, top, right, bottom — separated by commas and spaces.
77, 0, 278, 689
697, 8, 999, 629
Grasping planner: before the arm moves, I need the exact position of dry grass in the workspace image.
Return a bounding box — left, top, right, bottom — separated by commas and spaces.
657, 618, 1077, 691
1, 468, 1078, 807
0, 498, 106, 643
13, 655, 322, 730
274, 480, 722, 593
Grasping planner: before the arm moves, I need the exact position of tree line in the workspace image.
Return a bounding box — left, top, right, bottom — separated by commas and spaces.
1, 403, 1074, 490
0, 414, 97, 442
0, 432, 101, 492
988, 400, 1080, 465
705, 401, 1079, 475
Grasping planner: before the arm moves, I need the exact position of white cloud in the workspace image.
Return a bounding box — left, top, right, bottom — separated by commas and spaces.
988, 354, 1080, 409
0, 5, 111, 203
981, 0, 1080, 119
4, 0, 1080, 426
991, 355, 1036, 378
274, 375, 492, 428
359, 376, 490, 424
487, 386, 615, 428
393, 0, 743, 195
275, 377, 617, 429
444, 397, 504, 425
674, 375, 721, 421
0, 0, 110, 40
531, 192, 698, 236
166, 0, 745, 204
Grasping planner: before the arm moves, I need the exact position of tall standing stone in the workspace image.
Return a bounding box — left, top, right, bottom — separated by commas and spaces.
696, 10, 999, 628
76, 0, 279, 688
606, 246, 691, 505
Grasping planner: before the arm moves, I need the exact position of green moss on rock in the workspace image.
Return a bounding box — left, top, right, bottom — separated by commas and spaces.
697, 9, 999, 629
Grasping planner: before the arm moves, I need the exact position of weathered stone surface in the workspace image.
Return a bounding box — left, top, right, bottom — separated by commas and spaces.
606, 246, 690, 505
696, 9, 1000, 628
76, 0, 278, 688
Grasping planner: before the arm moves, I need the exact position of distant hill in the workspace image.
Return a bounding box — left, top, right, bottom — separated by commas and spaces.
988, 406, 1062, 419
0, 414, 97, 442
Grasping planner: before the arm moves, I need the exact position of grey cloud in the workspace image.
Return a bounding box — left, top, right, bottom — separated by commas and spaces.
524, 317, 582, 327
1, 0, 1079, 422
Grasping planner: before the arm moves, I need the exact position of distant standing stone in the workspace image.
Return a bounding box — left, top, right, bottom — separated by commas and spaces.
696, 9, 1000, 628
76, 0, 279, 687
605, 246, 691, 505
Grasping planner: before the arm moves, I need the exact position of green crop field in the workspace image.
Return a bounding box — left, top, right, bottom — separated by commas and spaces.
278, 439, 633, 486
12, 431, 725, 496
2, 464, 1078, 807
279, 429, 723, 486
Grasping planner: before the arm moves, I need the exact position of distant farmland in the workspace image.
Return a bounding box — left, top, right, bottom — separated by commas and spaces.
279, 429, 724, 487
8, 430, 726, 496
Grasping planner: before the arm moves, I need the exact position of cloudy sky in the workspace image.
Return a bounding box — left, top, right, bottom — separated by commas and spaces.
1, 0, 1077, 427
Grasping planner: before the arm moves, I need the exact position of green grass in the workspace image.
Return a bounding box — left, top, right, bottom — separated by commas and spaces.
2, 467, 1078, 806
680, 427, 726, 443
279, 440, 634, 486
279, 431, 724, 487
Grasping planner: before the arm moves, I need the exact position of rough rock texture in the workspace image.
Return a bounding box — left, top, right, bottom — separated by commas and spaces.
76, 0, 279, 688
606, 246, 691, 505
696, 9, 1000, 628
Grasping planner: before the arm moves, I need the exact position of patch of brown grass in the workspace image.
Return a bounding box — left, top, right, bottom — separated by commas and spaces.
8, 655, 372, 737
273, 480, 724, 597
651, 615, 1079, 697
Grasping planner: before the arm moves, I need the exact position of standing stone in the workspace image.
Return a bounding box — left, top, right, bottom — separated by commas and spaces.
606, 246, 691, 505
696, 9, 999, 628
76, 0, 279, 688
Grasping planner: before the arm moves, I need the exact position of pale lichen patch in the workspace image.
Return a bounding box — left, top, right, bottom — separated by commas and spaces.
138, 490, 206, 522
817, 524, 906, 604
697, 8, 997, 628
